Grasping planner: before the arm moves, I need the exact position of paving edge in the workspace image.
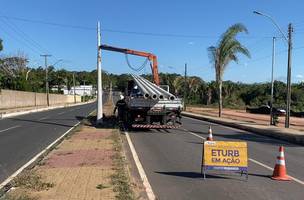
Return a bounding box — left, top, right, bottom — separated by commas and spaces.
0, 100, 95, 119
182, 111, 304, 146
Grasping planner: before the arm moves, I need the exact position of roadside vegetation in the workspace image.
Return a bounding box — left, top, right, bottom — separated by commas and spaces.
111, 130, 134, 200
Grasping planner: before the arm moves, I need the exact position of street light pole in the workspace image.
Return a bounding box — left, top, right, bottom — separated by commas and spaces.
253, 11, 293, 128
270, 37, 275, 125
184, 63, 187, 111
97, 21, 103, 124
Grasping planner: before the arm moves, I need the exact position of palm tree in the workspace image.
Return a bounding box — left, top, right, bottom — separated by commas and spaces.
207, 23, 250, 117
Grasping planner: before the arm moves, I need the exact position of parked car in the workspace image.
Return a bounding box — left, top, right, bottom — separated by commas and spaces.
291, 110, 304, 118
246, 105, 286, 116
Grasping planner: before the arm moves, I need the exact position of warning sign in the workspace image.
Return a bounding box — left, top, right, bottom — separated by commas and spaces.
202, 141, 248, 178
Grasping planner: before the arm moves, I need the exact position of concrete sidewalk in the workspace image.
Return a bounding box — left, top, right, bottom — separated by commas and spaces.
182, 111, 304, 145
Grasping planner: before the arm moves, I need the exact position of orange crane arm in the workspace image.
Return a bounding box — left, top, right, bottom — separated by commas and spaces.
99, 44, 160, 85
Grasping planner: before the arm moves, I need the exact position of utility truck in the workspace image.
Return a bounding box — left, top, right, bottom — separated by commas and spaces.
100, 44, 183, 129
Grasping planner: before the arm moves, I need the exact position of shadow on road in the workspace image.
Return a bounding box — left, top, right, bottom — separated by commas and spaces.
155, 171, 257, 182
155, 171, 236, 180
8, 117, 76, 128
84, 114, 118, 129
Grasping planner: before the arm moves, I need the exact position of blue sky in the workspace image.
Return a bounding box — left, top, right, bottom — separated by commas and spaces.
1, 0, 304, 83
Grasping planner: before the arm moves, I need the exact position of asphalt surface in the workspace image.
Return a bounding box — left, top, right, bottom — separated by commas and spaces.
128, 116, 304, 200
0, 102, 96, 183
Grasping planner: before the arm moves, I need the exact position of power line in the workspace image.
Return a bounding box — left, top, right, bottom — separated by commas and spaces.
0, 18, 48, 54
0, 22, 42, 55
2, 17, 50, 54
247, 45, 304, 64
0, 14, 62, 66
0, 15, 274, 39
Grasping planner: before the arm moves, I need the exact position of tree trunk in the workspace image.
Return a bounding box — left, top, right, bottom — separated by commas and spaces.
207, 88, 212, 105
218, 80, 223, 117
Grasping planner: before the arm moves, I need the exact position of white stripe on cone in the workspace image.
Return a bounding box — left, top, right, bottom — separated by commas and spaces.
276, 159, 286, 165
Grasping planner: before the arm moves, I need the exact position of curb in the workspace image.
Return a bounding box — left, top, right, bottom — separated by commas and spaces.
182, 111, 304, 146
0, 100, 95, 119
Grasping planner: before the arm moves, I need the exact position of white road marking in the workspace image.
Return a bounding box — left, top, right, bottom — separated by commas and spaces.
0, 121, 81, 190
183, 128, 304, 186
182, 128, 206, 140
249, 158, 304, 185
58, 111, 66, 115
38, 117, 48, 120
125, 131, 156, 200
0, 125, 21, 133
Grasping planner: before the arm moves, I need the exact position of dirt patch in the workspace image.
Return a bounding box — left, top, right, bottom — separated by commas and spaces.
43, 149, 114, 168
56, 138, 113, 151
72, 130, 113, 140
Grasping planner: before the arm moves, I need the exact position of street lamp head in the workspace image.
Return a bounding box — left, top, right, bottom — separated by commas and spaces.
253, 11, 263, 15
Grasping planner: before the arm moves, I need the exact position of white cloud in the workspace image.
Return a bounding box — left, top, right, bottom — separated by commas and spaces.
296, 74, 303, 79
187, 41, 194, 45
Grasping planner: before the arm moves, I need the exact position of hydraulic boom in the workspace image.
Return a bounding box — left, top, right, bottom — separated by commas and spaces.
99, 44, 160, 85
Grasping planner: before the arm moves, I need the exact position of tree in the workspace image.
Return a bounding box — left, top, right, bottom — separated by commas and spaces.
207, 23, 250, 117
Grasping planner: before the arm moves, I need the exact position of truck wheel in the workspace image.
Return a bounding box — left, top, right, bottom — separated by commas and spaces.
166, 112, 176, 125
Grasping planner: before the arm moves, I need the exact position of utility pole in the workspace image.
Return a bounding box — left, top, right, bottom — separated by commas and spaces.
97, 21, 103, 124
270, 37, 276, 125
73, 72, 76, 104
285, 23, 293, 128
41, 54, 52, 106
184, 63, 187, 111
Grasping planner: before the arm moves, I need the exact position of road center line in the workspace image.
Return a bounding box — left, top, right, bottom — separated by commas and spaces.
0, 125, 21, 133
182, 128, 304, 186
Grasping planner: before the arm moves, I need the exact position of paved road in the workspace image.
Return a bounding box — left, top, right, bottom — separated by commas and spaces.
0, 102, 96, 183
128, 116, 304, 200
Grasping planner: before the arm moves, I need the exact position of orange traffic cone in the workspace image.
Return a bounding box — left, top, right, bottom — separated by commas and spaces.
207, 126, 213, 141
271, 146, 291, 181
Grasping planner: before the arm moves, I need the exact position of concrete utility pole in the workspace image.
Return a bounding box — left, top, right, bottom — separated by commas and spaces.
285, 23, 293, 128
73, 72, 76, 104
184, 63, 187, 111
253, 11, 293, 128
97, 21, 103, 124
41, 54, 52, 106
270, 37, 276, 125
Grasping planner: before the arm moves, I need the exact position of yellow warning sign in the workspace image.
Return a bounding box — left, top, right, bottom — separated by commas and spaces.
203, 141, 248, 171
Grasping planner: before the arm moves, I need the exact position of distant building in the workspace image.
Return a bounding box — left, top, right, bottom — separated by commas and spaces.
63, 85, 95, 96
